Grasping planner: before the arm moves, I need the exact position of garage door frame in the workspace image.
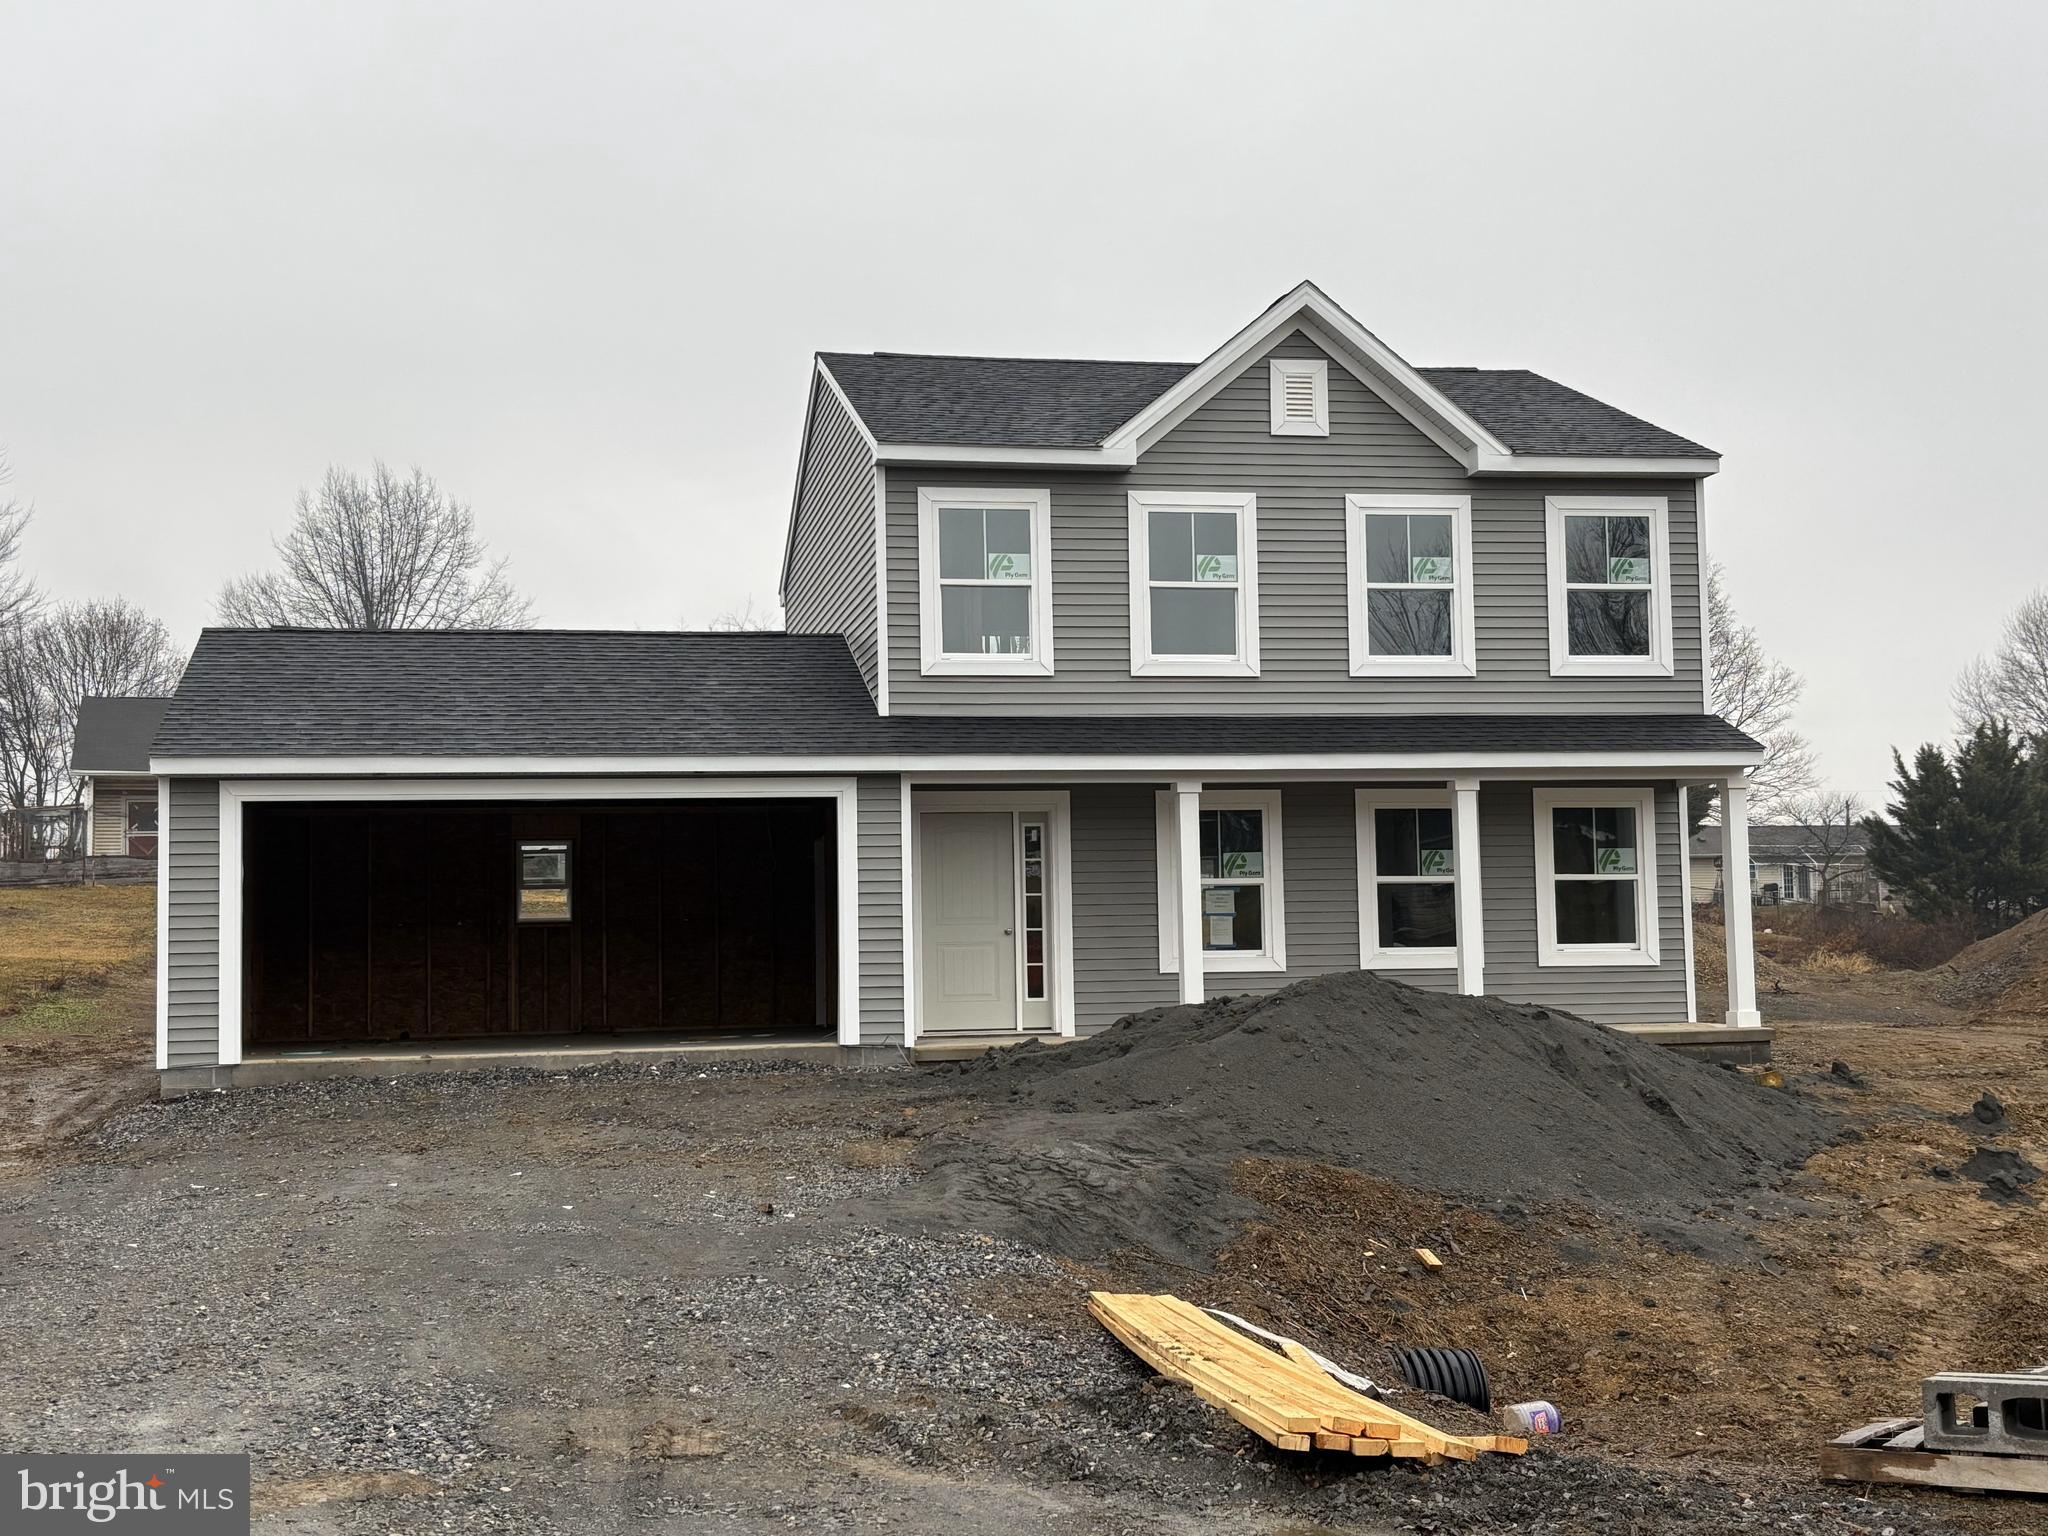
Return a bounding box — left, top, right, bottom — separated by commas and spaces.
216, 776, 861, 1064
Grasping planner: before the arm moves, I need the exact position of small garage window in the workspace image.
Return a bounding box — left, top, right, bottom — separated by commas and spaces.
517, 841, 571, 922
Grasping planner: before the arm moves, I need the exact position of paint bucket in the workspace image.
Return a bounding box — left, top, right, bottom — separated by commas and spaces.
1502, 1401, 1561, 1436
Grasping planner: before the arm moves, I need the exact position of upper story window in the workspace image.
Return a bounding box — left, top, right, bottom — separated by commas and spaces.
1532, 787, 1661, 967
917, 487, 1055, 677
1269, 357, 1329, 436
1345, 494, 1477, 677
1545, 495, 1673, 677
1127, 490, 1260, 678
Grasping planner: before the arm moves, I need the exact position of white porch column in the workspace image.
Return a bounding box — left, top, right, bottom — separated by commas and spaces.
1451, 777, 1486, 996
1173, 779, 1204, 1005
1721, 776, 1762, 1027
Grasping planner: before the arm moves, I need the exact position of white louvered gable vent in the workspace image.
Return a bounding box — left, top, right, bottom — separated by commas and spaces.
1269, 357, 1330, 437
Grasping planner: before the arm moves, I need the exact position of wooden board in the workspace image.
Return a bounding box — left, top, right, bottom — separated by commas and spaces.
1821, 1442, 2048, 1496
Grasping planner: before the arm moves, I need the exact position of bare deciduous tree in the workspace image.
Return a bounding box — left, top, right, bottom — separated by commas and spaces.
703, 597, 783, 632
216, 463, 535, 630
0, 451, 42, 636
1787, 789, 1866, 906
0, 599, 183, 809
1696, 558, 1816, 827
1954, 588, 2048, 740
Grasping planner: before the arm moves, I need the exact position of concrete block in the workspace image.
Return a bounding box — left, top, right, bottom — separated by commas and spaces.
1922, 1368, 2048, 1456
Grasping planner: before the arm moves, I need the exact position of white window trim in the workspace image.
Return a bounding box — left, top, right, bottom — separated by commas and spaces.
1127, 490, 1261, 678
125, 794, 160, 859
1269, 357, 1329, 437
1154, 788, 1286, 974
1354, 788, 1460, 971
1532, 786, 1662, 968
1345, 493, 1477, 678
917, 486, 1056, 677
1545, 495, 1674, 678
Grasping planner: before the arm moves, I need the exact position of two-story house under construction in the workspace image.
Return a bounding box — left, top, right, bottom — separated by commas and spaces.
149, 283, 1765, 1093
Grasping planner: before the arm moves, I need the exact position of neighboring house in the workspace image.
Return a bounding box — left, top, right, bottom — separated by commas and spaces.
1690, 823, 1888, 909
70, 696, 172, 857
148, 281, 1766, 1094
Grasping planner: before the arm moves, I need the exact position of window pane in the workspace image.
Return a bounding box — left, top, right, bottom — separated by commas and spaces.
983, 508, 1033, 581
521, 845, 568, 886
1368, 589, 1453, 656
1216, 809, 1263, 878
942, 585, 1031, 654
519, 886, 571, 922
1595, 807, 1639, 873
1365, 514, 1408, 584
1417, 808, 1454, 875
1149, 509, 1193, 582
1552, 807, 1598, 875
127, 800, 160, 834
1555, 879, 1637, 946
1202, 881, 1263, 952
1567, 590, 1650, 656
1408, 514, 1453, 578
1151, 586, 1237, 655
1198, 808, 1219, 879
938, 507, 984, 580
1192, 512, 1239, 583
1375, 807, 1419, 877
1607, 515, 1651, 582
1379, 883, 1457, 949
1564, 515, 1607, 584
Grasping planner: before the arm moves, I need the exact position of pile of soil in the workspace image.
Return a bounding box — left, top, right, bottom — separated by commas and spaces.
882, 971, 1832, 1269
1938, 908, 2048, 1018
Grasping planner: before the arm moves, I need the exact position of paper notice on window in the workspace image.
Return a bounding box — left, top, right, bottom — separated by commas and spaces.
1207, 914, 1236, 947
1202, 887, 1236, 915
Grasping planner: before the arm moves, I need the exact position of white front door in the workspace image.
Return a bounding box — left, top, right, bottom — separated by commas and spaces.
920, 812, 1017, 1035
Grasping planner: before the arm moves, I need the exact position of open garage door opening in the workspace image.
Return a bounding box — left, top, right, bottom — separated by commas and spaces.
242, 799, 838, 1049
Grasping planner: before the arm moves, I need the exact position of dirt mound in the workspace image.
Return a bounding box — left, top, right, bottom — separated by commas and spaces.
1937, 908, 2048, 1016
882, 971, 1832, 1269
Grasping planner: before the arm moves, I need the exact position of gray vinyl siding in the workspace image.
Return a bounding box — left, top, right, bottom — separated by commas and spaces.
1061, 778, 1686, 1035
886, 330, 1703, 714
1475, 781, 1690, 1025
785, 377, 881, 701
856, 773, 905, 1043
164, 777, 221, 1068
89, 776, 157, 856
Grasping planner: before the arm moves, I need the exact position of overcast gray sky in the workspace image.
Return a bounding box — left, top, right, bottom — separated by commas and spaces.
3, 0, 2043, 800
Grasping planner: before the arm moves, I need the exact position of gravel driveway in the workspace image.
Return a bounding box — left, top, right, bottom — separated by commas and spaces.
0, 1060, 1951, 1535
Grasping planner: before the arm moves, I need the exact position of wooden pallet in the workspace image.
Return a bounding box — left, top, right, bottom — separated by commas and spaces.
1823, 1417, 2048, 1496
1088, 1292, 1526, 1462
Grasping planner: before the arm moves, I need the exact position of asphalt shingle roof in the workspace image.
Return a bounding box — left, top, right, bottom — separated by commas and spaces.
818, 352, 1713, 458
70, 696, 173, 773
156, 629, 1761, 761
1691, 825, 1872, 860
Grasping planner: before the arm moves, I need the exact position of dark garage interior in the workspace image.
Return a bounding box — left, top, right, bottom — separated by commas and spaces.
242, 799, 837, 1048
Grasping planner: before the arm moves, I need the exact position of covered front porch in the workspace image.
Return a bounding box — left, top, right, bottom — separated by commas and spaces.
895, 769, 1766, 1053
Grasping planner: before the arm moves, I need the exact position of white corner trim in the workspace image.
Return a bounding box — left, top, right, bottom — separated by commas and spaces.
1154, 787, 1287, 974
1696, 478, 1713, 716
1269, 356, 1329, 437
1127, 490, 1261, 679
916, 486, 1056, 678
899, 777, 916, 1045
1678, 782, 1698, 1022
1531, 785, 1662, 968
154, 776, 169, 1071
1544, 495, 1675, 679
1344, 493, 1478, 679
1354, 787, 1460, 971
212, 776, 866, 1066
907, 789, 1077, 1038
873, 463, 890, 714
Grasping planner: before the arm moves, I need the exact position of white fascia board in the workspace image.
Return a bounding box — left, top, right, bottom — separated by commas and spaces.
155, 749, 1764, 779
874, 441, 1137, 468
1471, 452, 1721, 477
1100, 280, 1510, 462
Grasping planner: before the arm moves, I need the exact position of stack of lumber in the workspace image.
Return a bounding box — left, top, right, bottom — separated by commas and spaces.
1088, 1292, 1526, 1462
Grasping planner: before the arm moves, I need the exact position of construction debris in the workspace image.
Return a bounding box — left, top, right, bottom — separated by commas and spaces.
1413, 1246, 1444, 1269
1822, 1366, 2048, 1497
1088, 1291, 1526, 1462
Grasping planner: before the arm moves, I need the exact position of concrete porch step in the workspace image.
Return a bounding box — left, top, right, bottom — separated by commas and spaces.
1611, 1022, 1774, 1064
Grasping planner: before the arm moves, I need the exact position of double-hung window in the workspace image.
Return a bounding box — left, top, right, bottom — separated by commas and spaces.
917, 487, 1055, 676
1545, 496, 1673, 676
1533, 788, 1660, 966
125, 797, 159, 858
1346, 494, 1476, 676
1154, 789, 1286, 972
1128, 491, 1259, 677
1355, 790, 1458, 968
